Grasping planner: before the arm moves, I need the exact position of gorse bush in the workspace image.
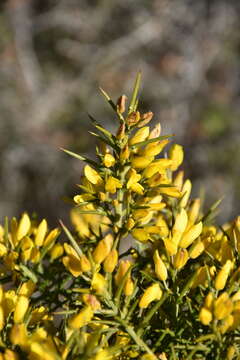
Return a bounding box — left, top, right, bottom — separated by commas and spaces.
1, 73, 240, 360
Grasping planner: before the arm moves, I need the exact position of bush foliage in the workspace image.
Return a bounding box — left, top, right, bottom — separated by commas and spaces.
0, 74, 240, 360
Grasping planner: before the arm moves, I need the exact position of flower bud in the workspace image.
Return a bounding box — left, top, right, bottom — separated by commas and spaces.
126, 111, 140, 127
19, 280, 35, 297
17, 213, 31, 241
173, 171, 184, 190
188, 199, 201, 227
68, 306, 93, 329
50, 243, 64, 261
80, 255, 91, 272
35, 219, 47, 246
153, 250, 168, 281
199, 307, 212, 325
115, 260, 131, 286
173, 249, 188, 270
139, 283, 162, 309
179, 179, 192, 208
179, 222, 203, 248
172, 208, 188, 246
117, 95, 127, 114
214, 292, 233, 320
129, 127, 149, 146
214, 260, 233, 290
169, 144, 184, 171
14, 296, 29, 323
126, 218, 135, 230
93, 234, 113, 264
103, 249, 118, 273
124, 277, 134, 296
103, 153, 115, 168
120, 144, 130, 163
91, 273, 107, 295
137, 111, 153, 127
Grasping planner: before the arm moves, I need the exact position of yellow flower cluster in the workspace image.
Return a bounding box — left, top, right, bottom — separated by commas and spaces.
0, 75, 240, 359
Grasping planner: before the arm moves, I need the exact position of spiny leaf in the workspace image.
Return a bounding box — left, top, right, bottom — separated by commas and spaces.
128, 71, 142, 114
88, 114, 114, 141
19, 264, 38, 283
61, 148, 98, 168
59, 220, 83, 257
130, 134, 173, 149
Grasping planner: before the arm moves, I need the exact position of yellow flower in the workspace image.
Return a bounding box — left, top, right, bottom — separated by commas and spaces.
50, 243, 64, 261
131, 156, 153, 169
84, 165, 103, 186
124, 277, 134, 296
199, 307, 212, 325
68, 306, 93, 329
153, 250, 168, 281
214, 292, 233, 320
93, 233, 113, 264
139, 283, 162, 309
80, 255, 91, 272
17, 213, 31, 241
115, 260, 132, 286
171, 208, 188, 247
19, 280, 36, 297
103, 249, 118, 273
14, 295, 29, 323
91, 273, 107, 295
82, 294, 101, 311
169, 144, 184, 171
179, 222, 203, 248
179, 179, 192, 208
10, 323, 28, 347
214, 260, 233, 290
129, 126, 149, 145
105, 176, 122, 193
62, 255, 82, 277
173, 249, 189, 270
141, 139, 169, 157
103, 153, 115, 168
35, 219, 47, 246
131, 228, 149, 242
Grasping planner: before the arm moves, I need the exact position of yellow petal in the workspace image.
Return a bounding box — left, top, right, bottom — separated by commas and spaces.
139, 283, 162, 309
103, 153, 115, 168
84, 165, 103, 185
179, 222, 203, 248
199, 307, 212, 325
129, 126, 149, 145
17, 213, 31, 241
35, 219, 48, 247
179, 179, 192, 208
169, 144, 184, 171
153, 250, 168, 281
68, 306, 93, 329
14, 296, 29, 323
105, 176, 122, 194
173, 249, 189, 270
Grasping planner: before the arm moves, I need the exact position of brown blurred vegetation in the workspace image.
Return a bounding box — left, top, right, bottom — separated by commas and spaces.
0, 0, 240, 225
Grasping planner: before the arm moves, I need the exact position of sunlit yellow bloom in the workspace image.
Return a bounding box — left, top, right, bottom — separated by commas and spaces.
214, 292, 233, 320
129, 126, 149, 145
50, 243, 64, 261
103, 153, 115, 168
153, 250, 168, 281
204, 292, 214, 310
179, 222, 203, 248
187, 198, 201, 228
91, 349, 113, 360
214, 260, 233, 290
173, 170, 184, 190
35, 219, 47, 246
143, 159, 172, 178
120, 144, 130, 163
156, 216, 169, 237
14, 295, 29, 323
0, 306, 4, 331
227, 345, 236, 360
0, 243, 7, 257
126, 217, 135, 230
3, 349, 19, 360
115, 260, 132, 286
104, 249, 118, 273
105, 176, 122, 193
17, 213, 31, 241
163, 237, 178, 256
220, 314, 234, 334
131, 228, 149, 242
84, 165, 103, 186
93, 234, 113, 264
20, 236, 34, 262
124, 277, 134, 296
10, 323, 28, 347
159, 187, 181, 198
173, 249, 189, 270
139, 283, 162, 309
74, 193, 95, 204
131, 156, 153, 169
43, 228, 60, 247
172, 208, 188, 246
169, 144, 184, 171
69, 306, 93, 329
141, 139, 169, 157
91, 273, 107, 295
62, 255, 82, 277
189, 238, 205, 259
80, 255, 91, 272
179, 179, 192, 208
199, 307, 212, 325
19, 280, 35, 297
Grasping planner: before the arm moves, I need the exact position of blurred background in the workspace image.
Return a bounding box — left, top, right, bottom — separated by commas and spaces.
0, 0, 240, 226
